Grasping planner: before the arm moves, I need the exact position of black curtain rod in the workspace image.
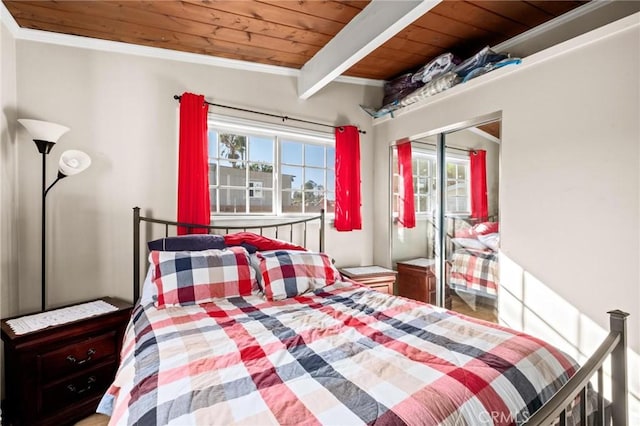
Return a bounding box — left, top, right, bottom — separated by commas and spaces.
174, 95, 366, 135
410, 140, 475, 154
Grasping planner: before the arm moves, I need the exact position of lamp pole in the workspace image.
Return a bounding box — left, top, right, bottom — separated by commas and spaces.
34, 140, 55, 312
41, 151, 46, 311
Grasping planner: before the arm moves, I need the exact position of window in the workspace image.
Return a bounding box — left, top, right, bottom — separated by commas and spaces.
392, 150, 470, 216
208, 117, 335, 215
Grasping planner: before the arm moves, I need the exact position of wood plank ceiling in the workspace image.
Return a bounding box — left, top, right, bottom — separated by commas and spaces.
3, 0, 587, 81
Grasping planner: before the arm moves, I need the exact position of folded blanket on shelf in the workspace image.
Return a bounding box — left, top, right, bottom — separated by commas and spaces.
399, 71, 461, 107
411, 52, 461, 84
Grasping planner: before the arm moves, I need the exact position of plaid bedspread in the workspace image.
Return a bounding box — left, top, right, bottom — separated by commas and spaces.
99, 282, 577, 425
449, 249, 499, 297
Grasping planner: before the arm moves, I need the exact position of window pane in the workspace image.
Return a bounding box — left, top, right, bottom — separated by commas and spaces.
219, 134, 246, 168
219, 188, 246, 213
249, 136, 273, 163
418, 158, 428, 176
208, 130, 218, 158
447, 163, 455, 179
446, 197, 456, 212
327, 147, 335, 169
418, 195, 427, 212
326, 191, 335, 213
282, 165, 303, 190
327, 173, 335, 193
305, 191, 325, 213
282, 141, 302, 165
220, 163, 246, 186
209, 163, 217, 186
249, 166, 273, 188
305, 168, 324, 190
305, 144, 324, 167
457, 165, 466, 180
417, 177, 427, 195
282, 190, 302, 213
249, 189, 273, 213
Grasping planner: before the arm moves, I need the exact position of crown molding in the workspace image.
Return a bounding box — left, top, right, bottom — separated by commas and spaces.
0, 2, 383, 89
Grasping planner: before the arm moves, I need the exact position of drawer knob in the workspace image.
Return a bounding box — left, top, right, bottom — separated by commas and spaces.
66, 376, 96, 395
66, 348, 96, 365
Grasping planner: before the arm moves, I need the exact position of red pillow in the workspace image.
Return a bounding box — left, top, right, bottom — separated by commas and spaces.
473, 222, 499, 235
224, 232, 306, 252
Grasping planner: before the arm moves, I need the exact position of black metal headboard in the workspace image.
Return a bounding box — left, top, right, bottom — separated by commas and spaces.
132, 207, 325, 303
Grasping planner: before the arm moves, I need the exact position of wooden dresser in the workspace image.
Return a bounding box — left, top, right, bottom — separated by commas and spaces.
1, 297, 132, 426
339, 266, 397, 294
396, 258, 452, 309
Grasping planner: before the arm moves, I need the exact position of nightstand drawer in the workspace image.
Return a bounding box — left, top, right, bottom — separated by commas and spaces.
41, 363, 116, 415
39, 331, 118, 382
367, 281, 393, 294
339, 266, 397, 294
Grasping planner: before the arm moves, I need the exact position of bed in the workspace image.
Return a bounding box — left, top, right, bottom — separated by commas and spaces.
446, 218, 500, 311
97, 208, 629, 425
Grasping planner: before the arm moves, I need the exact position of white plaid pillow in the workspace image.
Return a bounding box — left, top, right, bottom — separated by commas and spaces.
257, 250, 340, 301
150, 246, 256, 308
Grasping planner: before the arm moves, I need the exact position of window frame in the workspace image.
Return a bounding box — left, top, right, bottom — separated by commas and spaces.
392, 148, 471, 218
208, 114, 335, 217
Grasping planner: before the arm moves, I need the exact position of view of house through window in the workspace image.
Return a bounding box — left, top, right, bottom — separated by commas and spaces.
208, 120, 335, 215
392, 149, 470, 216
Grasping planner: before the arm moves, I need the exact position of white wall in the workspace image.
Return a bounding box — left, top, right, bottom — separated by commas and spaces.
373, 14, 640, 422
0, 19, 18, 401
13, 42, 380, 312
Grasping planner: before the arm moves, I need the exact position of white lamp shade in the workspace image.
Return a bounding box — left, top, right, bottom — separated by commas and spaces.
58, 150, 91, 176
18, 119, 70, 143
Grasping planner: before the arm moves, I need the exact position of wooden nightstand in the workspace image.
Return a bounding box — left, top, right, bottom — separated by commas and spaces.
397, 258, 452, 308
339, 266, 398, 294
1, 297, 132, 426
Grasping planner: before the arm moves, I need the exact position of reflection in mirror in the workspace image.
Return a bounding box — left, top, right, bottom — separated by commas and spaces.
391, 135, 442, 307
390, 119, 501, 323
444, 121, 500, 323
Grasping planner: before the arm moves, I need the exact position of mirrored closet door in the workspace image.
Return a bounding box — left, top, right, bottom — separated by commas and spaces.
391, 119, 501, 323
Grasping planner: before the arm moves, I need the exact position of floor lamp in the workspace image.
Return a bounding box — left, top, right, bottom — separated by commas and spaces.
18, 119, 92, 311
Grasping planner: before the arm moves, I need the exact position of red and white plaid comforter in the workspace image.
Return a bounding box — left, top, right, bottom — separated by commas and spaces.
450, 249, 499, 297
99, 282, 576, 425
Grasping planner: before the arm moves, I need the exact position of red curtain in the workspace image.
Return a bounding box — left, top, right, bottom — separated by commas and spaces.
177, 92, 210, 235
334, 126, 362, 231
397, 141, 415, 228
470, 150, 488, 219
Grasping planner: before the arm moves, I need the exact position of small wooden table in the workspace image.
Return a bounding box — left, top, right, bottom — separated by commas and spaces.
396, 258, 451, 308
339, 265, 398, 294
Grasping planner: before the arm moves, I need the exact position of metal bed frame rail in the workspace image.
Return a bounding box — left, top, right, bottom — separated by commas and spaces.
133, 207, 325, 303
525, 310, 629, 426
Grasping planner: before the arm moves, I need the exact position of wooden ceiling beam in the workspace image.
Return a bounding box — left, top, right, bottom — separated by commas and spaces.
297, 0, 441, 99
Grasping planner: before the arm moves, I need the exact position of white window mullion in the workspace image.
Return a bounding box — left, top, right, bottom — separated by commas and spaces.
275, 136, 282, 216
